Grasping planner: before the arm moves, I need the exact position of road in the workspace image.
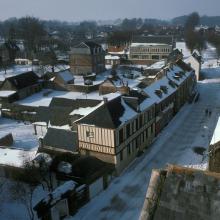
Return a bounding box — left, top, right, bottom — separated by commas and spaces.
72, 74, 220, 220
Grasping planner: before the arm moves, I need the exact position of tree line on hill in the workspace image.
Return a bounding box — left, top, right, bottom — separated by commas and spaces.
1, 13, 220, 62
184, 12, 220, 57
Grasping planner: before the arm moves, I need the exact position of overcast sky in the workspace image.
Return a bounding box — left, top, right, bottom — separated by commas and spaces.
0, 0, 220, 22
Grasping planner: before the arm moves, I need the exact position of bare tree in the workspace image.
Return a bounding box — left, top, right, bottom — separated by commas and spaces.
10, 156, 53, 220
11, 181, 36, 220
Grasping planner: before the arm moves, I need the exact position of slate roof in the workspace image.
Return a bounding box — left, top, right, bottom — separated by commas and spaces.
37, 98, 102, 126
192, 50, 202, 63
56, 70, 74, 83
37, 106, 72, 126
49, 97, 101, 109
77, 96, 125, 129
175, 59, 192, 72
141, 165, 220, 220
3, 71, 39, 90
43, 128, 77, 152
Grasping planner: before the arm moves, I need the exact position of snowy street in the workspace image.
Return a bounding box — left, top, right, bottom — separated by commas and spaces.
71, 56, 220, 219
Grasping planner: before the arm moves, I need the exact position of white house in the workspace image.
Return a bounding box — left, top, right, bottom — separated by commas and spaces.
185, 50, 202, 81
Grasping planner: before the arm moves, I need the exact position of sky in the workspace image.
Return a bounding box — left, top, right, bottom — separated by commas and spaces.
0, 0, 220, 22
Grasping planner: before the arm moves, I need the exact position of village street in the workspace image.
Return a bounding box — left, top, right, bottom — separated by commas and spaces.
72, 61, 220, 219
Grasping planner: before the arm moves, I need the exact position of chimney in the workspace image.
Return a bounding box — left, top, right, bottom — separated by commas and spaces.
103, 97, 108, 103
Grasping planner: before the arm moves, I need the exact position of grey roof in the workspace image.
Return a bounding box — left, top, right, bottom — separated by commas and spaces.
3, 71, 39, 90
49, 97, 101, 109
37, 106, 72, 126
56, 70, 74, 83
43, 128, 77, 152
77, 92, 148, 129
77, 96, 125, 129
141, 165, 220, 220
37, 98, 102, 126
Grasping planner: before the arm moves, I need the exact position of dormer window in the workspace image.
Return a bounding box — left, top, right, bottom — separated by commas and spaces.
160, 85, 168, 94
168, 80, 176, 88
173, 75, 180, 80
155, 89, 162, 98
86, 131, 94, 138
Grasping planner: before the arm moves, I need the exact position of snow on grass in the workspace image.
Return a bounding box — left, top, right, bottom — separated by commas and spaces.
0, 117, 38, 150
0, 148, 36, 167
0, 116, 39, 167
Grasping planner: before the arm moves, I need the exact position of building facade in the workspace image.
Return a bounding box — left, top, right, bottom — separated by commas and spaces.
77, 94, 156, 174
69, 42, 105, 75
77, 59, 196, 174
129, 43, 172, 65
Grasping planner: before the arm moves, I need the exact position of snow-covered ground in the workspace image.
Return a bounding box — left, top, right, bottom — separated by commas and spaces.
1, 43, 220, 219
0, 117, 38, 166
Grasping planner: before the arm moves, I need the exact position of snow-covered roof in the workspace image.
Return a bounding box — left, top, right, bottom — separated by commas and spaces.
0, 65, 33, 81
131, 43, 170, 47
57, 70, 74, 83
166, 65, 193, 86
70, 101, 104, 117
146, 60, 166, 70
105, 55, 120, 60
142, 62, 193, 104
210, 116, 220, 145
108, 50, 128, 55
43, 180, 76, 205
143, 76, 176, 104
175, 42, 191, 59
0, 90, 16, 97
32, 122, 47, 126
0, 148, 36, 167
119, 99, 137, 123
16, 89, 120, 107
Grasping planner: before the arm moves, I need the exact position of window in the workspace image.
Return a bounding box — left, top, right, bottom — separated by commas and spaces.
86, 131, 94, 138
136, 118, 139, 130
119, 128, 124, 144
139, 115, 143, 128
120, 151, 123, 161
133, 139, 136, 149
127, 144, 131, 155
151, 124, 154, 133
152, 55, 160, 60
126, 124, 130, 138
132, 121, 135, 133
146, 129, 148, 138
